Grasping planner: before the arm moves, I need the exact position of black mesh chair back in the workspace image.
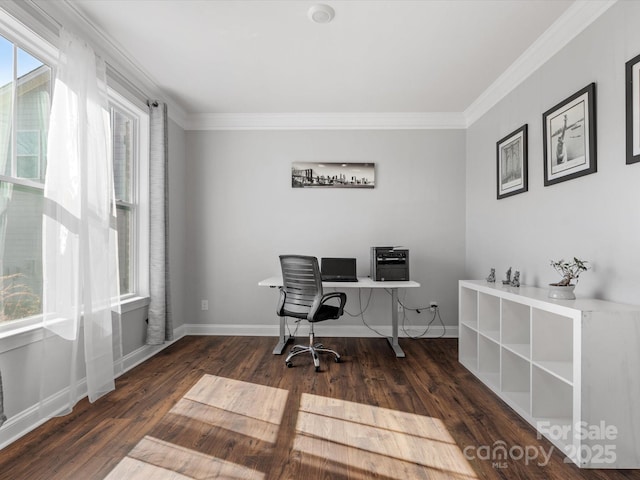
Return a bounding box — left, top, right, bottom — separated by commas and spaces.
278, 255, 324, 320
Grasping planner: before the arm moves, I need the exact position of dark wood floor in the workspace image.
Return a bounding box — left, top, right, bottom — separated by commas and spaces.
0, 336, 638, 479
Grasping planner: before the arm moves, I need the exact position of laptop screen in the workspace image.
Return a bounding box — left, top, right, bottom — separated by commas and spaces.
321, 258, 357, 281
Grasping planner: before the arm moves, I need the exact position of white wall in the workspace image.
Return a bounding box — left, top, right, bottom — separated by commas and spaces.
184, 129, 466, 335
466, 0, 640, 305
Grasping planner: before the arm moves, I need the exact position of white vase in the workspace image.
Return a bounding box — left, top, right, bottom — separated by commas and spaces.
548, 284, 576, 300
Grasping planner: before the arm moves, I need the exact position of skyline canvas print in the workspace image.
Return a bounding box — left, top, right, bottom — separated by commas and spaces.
291, 162, 375, 188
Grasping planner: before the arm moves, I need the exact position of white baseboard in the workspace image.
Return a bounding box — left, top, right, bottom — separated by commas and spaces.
182, 322, 459, 338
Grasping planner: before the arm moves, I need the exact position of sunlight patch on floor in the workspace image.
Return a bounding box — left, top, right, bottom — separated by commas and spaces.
294, 393, 478, 480
180, 374, 289, 425
103, 456, 193, 479
105, 436, 265, 480
104, 374, 478, 479
170, 373, 289, 443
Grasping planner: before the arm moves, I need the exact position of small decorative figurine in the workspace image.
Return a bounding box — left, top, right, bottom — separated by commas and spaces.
502, 267, 512, 285
486, 268, 496, 283
511, 271, 520, 287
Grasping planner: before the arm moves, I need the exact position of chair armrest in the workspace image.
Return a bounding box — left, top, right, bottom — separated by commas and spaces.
320, 291, 347, 316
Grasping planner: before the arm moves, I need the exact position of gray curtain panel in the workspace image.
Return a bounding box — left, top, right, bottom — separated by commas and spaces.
0, 369, 6, 426
146, 101, 173, 345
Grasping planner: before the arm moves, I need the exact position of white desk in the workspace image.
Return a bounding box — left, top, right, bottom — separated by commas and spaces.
258, 276, 420, 357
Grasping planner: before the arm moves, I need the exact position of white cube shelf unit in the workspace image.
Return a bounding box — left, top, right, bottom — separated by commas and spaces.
458, 280, 640, 468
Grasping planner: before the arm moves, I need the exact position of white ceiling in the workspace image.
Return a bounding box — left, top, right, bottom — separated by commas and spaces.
64, 0, 599, 123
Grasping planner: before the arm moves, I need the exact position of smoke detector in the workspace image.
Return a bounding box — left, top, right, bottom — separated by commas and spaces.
308, 4, 335, 24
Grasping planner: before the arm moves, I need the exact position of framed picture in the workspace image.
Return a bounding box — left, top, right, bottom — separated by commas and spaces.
291, 162, 375, 188
626, 53, 640, 164
543, 83, 596, 186
496, 124, 528, 199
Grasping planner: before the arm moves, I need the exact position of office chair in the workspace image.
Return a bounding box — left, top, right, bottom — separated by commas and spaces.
277, 255, 347, 372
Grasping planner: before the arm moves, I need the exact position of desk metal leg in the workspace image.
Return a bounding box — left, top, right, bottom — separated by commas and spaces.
273, 316, 293, 354
387, 288, 405, 357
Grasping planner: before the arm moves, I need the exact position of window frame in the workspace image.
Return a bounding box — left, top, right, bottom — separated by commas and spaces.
0, 24, 52, 334
108, 88, 150, 303
0, 13, 151, 336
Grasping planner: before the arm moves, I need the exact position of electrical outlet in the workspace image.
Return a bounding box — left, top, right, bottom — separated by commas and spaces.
429, 301, 438, 311
397, 303, 403, 313
201, 300, 209, 311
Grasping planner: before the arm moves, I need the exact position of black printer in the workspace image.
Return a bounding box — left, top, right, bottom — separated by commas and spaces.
370, 247, 410, 281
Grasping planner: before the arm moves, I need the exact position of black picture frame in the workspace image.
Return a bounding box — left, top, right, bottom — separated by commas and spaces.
496, 124, 528, 199
626, 53, 640, 165
543, 83, 597, 186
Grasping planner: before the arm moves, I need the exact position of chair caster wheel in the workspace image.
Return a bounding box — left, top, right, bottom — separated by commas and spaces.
334, 357, 341, 363
286, 361, 293, 368
315, 366, 320, 372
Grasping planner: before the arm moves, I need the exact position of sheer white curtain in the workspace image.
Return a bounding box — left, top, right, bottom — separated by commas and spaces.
42, 28, 121, 410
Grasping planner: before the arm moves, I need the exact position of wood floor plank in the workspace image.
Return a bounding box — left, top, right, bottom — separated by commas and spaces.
0, 336, 639, 479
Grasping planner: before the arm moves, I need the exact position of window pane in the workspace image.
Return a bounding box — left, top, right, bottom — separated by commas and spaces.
16, 47, 50, 183
0, 34, 13, 86
16, 130, 40, 178
112, 110, 133, 203
116, 205, 131, 295
0, 35, 13, 177
0, 181, 43, 322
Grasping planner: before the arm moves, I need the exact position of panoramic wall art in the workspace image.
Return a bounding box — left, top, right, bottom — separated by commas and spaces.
496, 124, 528, 199
543, 83, 597, 186
291, 162, 375, 188
626, 53, 640, 165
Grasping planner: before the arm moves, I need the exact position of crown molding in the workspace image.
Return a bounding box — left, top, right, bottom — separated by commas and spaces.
185, 112, 467, 131
1, 0, 617, 132
464, 0, 617, 127
21, 0, 187, 127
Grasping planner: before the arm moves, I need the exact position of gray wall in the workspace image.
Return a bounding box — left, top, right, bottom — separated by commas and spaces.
466, 0, 640, 305
184, 129, 466, 334
168, 118, 187, 332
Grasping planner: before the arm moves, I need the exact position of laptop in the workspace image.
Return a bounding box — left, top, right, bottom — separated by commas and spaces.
321, 258, 358, 282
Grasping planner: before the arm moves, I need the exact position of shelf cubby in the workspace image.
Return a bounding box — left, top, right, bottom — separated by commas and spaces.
531, 308, 573, 383
459, 287, 478, 330
478, 292, 500, 342
501, 299, 530, 359
459, 324, 478, 371
478, 334, 500, 389
532, 365, 573, 451
501, 347, 530, 414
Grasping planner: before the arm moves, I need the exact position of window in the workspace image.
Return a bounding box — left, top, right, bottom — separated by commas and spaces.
110, 94, 150, 300
0, 33, 51, 323
0, 21, 150, 327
